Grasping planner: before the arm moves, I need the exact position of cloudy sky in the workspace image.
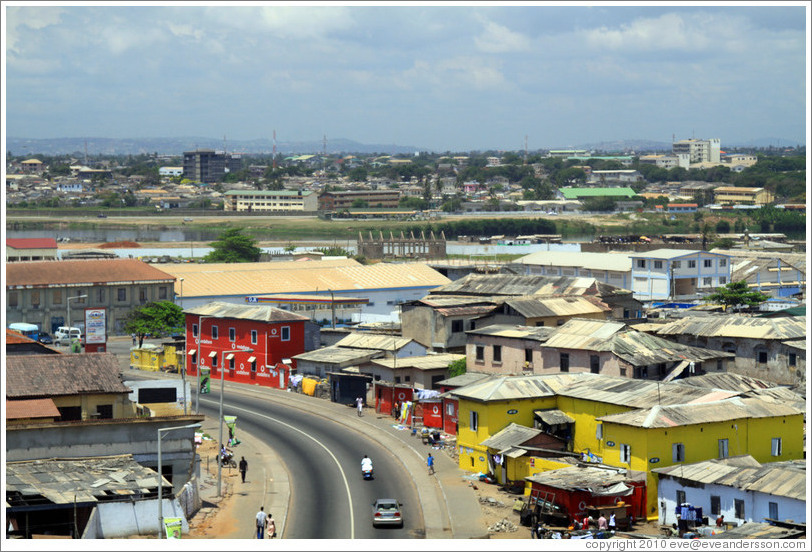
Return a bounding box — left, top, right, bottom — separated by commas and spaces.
4, 2, 809, 151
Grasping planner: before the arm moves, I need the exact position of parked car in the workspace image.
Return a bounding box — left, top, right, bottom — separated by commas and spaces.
38, 332, 53, 344
54, 326, 82, 345
372, 498, 403, 528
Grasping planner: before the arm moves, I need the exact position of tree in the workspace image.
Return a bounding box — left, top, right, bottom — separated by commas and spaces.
704, 280, 769, 312
351, 198, 369, 208
715, 220, 731, 233
447, 358, 466, 378
124, 301, 184, 347
203, 227, 262, 263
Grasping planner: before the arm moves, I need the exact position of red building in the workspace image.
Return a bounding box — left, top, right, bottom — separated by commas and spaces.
185, 302, 313, 389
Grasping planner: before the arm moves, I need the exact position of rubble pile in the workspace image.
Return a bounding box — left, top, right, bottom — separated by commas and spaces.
488, 518, 518, 533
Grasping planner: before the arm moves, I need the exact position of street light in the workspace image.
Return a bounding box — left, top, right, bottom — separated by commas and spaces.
157, 422, 201, 539
217, 347, 253, 497
66, 294, 87, 348
178, 278, 184, 309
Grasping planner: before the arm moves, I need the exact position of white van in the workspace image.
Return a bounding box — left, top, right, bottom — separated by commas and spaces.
54, 326, 82, 345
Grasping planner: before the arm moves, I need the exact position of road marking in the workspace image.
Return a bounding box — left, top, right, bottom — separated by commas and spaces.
201, 397, 355, 539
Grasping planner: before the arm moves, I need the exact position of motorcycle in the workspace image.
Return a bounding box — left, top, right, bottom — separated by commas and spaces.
218, 450, 237, 469
361, 458, 374, 480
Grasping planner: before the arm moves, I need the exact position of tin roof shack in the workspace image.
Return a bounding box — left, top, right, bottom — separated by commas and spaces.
524, 466, 647, 525
434, 372, 495, 436
475, 295, 612, 328
5, 328, 61, 355
293, 346, 382, 379
334, 332, 427, 359
466, 324, 555, 375
596, 396, 804, 521
328, 372, 373, 407
400, 295, 498, 352
364, 353, 464, 390
653, 315, 807, 385
480, 422, 571, 488
5, 455, 183, 539
537, 319, 734, 380
653, 456, 806, 528
729, 257, 805, 299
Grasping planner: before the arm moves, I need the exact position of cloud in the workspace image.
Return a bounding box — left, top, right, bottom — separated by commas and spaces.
474, 20, 532, 53
582, 12, 713, 52
5, 7, 64, 54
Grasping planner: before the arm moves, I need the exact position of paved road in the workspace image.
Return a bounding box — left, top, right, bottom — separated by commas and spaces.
198, 390, 423, 539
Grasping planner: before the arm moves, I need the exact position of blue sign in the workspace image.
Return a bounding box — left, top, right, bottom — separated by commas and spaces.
507, 409, 518, 415
606, 441, 615, 447
649, 457, 660, 464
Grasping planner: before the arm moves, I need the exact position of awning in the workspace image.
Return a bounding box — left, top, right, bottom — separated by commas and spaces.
662, 359, 690, 382
503, 446, 528, 459
187, 349, 196, 356
208, 351, 217, 358
535, 409, 575, 425
594, 482, 633, 497
226, 353, 234, 360
247, 356, 256, 363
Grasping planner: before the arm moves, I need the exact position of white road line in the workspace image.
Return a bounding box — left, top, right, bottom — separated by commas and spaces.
201, 397, 355, 539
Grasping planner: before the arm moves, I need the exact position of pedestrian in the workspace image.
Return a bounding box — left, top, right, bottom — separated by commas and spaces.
427, 452, 435, 475
239, 456, 248, 483
356, 396, 364, 417
255, 506, 268, 539
608, 512, 616, 531
598, 513, 608, 531
716, 515, 725, 528
132, 333, 136, 346
267, 514, 276, 539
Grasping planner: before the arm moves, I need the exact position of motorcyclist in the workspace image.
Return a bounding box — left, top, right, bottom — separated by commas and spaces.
361, 455, 373, 473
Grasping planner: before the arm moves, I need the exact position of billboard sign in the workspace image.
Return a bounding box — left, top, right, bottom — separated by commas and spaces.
84, 308, 107, 344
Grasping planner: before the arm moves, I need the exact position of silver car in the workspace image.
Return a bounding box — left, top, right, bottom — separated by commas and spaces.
372, 498, 403, 528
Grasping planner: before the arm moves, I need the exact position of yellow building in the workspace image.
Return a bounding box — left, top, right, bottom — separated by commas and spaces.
713, 186, 774, 206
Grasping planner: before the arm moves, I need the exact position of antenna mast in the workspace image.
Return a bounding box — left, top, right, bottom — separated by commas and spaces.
524, 135, 528, 164
273, 129, 277, 170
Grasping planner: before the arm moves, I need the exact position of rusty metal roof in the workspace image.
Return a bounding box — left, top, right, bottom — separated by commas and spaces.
501, 295, 611, 318
675, 372, 776, 392
597, 396, 804, 428
292, 346, 381, 365
525, 465, 639, 491
6, 353, 131, 399
654, 315, 806, 340
184, 301, 310, 323
370, 353, 465, 371
466, 324, 555, 343
432, 273, 631, 297
535, 409, 575, 425
653, 456, 805, 501
481, 422, 543, 451
335, 332, 414, 352
450, 373, 592, 402
436, 372, 495, 388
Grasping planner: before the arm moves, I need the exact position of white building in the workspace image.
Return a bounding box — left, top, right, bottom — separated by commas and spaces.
672, 138, 721, 164
159, 167, 184, 177
514, 250, 632, 290
629, 249, 731, 301
653, 456, 805, 527
639, 154, 691, 170
223, 190, 318, 212
587, 169, 643, 184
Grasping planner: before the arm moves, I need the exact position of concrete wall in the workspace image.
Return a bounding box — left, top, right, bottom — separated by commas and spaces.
91, 498, 189, 538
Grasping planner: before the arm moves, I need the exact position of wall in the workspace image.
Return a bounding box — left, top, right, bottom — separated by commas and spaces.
400, 304, 436, 349
540, 348, 624, 377
554, 396, 630, 456
95, 498, 189, 538
50, 392, 137, 420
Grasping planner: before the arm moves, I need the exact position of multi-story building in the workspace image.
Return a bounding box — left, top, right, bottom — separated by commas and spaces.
223, 189, 318, 212
672, 138, 721, 164
182, 149, 242, 183
6, 238, 58, 262
713, 186, 774, 206
628, 249, 731, 301
318, 190, 400, 211
639, 153, 691, 169
6, 259, 176, 336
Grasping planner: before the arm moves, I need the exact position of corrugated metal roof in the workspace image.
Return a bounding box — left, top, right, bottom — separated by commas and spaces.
676, 373, 775, 393
6, 258, 175, 287
433, 273, 603, 297
711, 249, 806, 275
516, 251, 632, 272
451, 373, 591, 402
480, 422, 543, 451
293, 346, 381, 365
159, 259, 450, 298
436, 372, 495, 388
466, 324, 555, 343
184, 301, 309, 323
6, 353, 132, 399
654, 457, 805, 501
335, 333, 414, 352
370, 353, 465, 371
597, 396, 804, 428
436, 305, 497, 317
630, 249, 727, 260
783, 339, 806, 350
502, 295, 611, 318
535, 409, 575, 425
525, 465, 635, 491
655, 315, 807, 340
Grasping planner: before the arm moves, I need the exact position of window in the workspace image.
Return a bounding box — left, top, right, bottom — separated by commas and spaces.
251, 330, 258, 345
637, 259, 646, 268
190, 352, 197, 365
211, 355, 218, 368
672, 261, 681, 269
75, 291, 86, 304
469, 411, 478, 432
395, 376, 401, 383
676, 490, 686, 507
30, 290, 41, 309
212, 325, 219, 339
771, 437, 782, 456
672, 443, 685, 462
493, 345, 502, 363
789, 353, 797, 367
596, 423, 603, 440
757, 351, 768, 364
718, 438, 729, 458
717, 359, 724, 371
158, 286, 167, 300
139, 287, 148, 303
719, 259, 727, 267
734, 499, 744, 519
97, 288, 105, 302
475, 346, 484, 362
525, 349, 533, 363
704, 259, 713, 268
619, 444, 631, 463
688, 260, 696, 268
229, 327, 236, 342
404, 375, 411, 382
451, 320, 464, 333
590, 355, 600, 374
192, 324, 198, 337
719, 276, 727, 285
118, 288, 126, 301
52, 289, 62, 305
535, 321, 544, 327
768, 502, 778, 521
560, 353, 569, 372
96, 404, 113, 419
710, 496, 721, 516
619, 367, 626, 377
251, 359, 257, 372
229, 356, 235, 370
281, 326, 290, 341
654, 260, 663, 269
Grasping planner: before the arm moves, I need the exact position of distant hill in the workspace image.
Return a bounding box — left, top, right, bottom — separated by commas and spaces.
6, 136, 422, 157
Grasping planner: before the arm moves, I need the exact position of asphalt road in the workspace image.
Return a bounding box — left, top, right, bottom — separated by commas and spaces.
197, 390, 422, 539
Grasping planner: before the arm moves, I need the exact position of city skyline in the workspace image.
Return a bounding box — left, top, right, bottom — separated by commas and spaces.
4, 3, 809, 152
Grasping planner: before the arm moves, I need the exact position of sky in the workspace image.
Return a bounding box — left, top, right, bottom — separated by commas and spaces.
3, 2, 809, 152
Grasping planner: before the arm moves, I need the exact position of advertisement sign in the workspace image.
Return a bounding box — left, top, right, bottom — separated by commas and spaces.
224, 415, 240, 446
84, 308, 106, 344
200, 367, 211, 394
163, 517, 183, 539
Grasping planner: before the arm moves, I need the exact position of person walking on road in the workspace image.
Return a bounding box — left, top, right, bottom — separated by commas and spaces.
255, 506, 268, 539
427, 452, 435, 475
267, 514, 276, 539
356, 396, 364, 417
239, 456, 248, 483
